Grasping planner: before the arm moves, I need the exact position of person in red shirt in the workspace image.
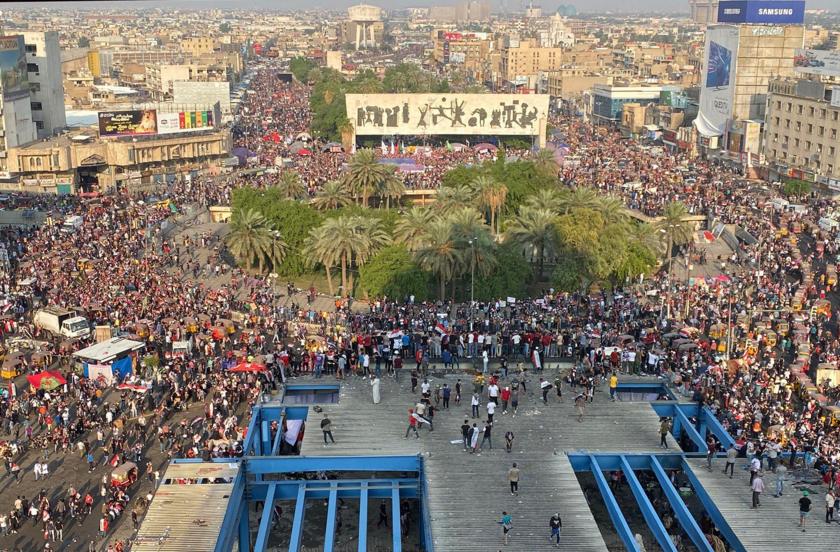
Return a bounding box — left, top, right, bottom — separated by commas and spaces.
404, 409, 419, 439
500, 387, 511, 413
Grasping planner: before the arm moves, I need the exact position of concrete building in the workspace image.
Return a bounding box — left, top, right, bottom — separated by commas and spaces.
500, 38, 563, 86
4, 127, 232, 194
546, 69, 612, 99
182, 37, 216, 57
344, 5, 384, 50
172, 80, 232, 121
0, 35, 38, 179
689, 0, 719, 24
93, 49, 182, 77
764, 78, 840, 186
539, 14, 575, 48
23, 31, 67, 138
326, 51, 343, 71
146, 63, 231, 101
432, 31, 492, 81
455, 0, 491, 22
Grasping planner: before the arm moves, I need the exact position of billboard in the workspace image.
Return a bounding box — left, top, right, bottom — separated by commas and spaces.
794, 49, 840, 78
156, 110, 215, 134
98, 110, 158, 137
832, 87, 840, 109
695, 26, 739, 138
0, 36, 28, 100
717, 1, 805, 24
346, 93, 550, 136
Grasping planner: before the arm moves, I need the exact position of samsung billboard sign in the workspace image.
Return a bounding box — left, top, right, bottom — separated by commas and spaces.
717, 1, 805, 24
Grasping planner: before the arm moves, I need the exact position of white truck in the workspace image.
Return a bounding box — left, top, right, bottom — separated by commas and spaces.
33, 307, 90, 339
60, 215, 83, 233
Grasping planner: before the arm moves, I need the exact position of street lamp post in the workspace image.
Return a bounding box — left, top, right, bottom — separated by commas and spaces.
468, 237, 476, 332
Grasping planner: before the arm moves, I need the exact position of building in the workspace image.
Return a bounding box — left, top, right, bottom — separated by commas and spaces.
0, 36, 38, 179
695, 24, 804, 152
689, 0, 720, 24
344, 5, 384, 50
539, 14, 575, 48
546, 69, 612, 100
499, 38, 563, 86
432, 31, 492, 80
4, 126, 232, 194
146, 63, 231, 101
23, 31, 67, 138
173, 80, 232, 121
455, 0, 491, 22
764, 78, 840, 186
588, 84, 664, 125
326, 51, 343, 71
93, 49, 183, 77
182, 37, 216, 57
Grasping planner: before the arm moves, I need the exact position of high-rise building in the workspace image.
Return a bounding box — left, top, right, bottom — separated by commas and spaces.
500, 38, 564, 86
689, 0, 720, 24
22, 31, 66, 138
0, 35, 37, 179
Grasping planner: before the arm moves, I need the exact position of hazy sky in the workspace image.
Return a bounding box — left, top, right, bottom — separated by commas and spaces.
5, 0, 837, 14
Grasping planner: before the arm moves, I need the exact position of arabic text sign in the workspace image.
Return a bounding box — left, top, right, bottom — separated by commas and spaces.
347, 93, 549, 136
794, 49, 840, 78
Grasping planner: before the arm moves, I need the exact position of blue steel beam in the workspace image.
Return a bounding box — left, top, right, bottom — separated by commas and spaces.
214, 469, 246, 552
324, 484, 339, 552
247, 454, 421, 474
568, 453, 683, 472
260, 420, 271, 456
391, 483, 403, 552
699, 407, 735, 449
358, 482, 369, 552
243, 408, 260, 455
619, 456, 679, 552
679, 458, 746, 552
247, 479, 418, 501
238, 504, 250, 552
253, 483, 277, 552
589, 455, 641, 552
289, 484, 307, 552
271, 423, 284, 456
649, 455, 714, 552
673, 407, 708, 453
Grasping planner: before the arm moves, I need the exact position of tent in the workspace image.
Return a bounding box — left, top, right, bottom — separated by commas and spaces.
26, 370, 67, 391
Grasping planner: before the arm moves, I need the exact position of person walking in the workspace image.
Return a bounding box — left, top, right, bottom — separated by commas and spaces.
749, 456, 761, 486
724, 444, 737, 478
480, 421, 492, 451
705, 436, 716, 471
800, 490, 812, 531
370, 375, 381, 404
508, 463, 520, 496
461, 419, 471, 451
469, 423, 481, 454
404, 409, 419, 439
486, 401, 496, 424
540, 378, 551, 405
574, 392, 586, 423
321, 416, 336, 445
826, 490, 835, 523
377, 500, 389, 528
504, 430, 514, 453
773, 464, 787, 497
501, 386, 510, 413
751, 472, 764, 508
549, 513, 562, 547
442, 384, 451, 409
659, 418, 671, 449
471, 393, 480, 419
499, 511, 512, 546
609, 372, 618, 401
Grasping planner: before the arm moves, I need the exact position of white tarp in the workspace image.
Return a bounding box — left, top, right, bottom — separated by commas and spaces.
695, 25, 740, 137
284, 419, 303, 446
87, 363, 114, 386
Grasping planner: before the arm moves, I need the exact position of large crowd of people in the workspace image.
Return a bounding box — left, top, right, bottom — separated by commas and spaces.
0, 62, 838, 550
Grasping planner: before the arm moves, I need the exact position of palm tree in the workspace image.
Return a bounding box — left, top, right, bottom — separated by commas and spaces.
558, 187, 600, 214
447, 207, 497, 297
533, 148, 560, 178
415, 219, 462, 300
311, 179, 352, 210
657, 201, 694, 272
303, 225, 338, 295
597, 195, 630, 226
523, 188, 565, 214
225, 208, 287, 273
311, 216, 358, 296
472, 175, 508, 235
434, 185, 475, 216
505, 206, 558, 280
394, 207, 436, 251
379, 169, 405, 209
275, 170, 307, 200
345, 149, 392, 208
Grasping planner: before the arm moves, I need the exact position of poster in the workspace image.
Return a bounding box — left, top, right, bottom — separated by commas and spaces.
695, 26, 740, 138
98, 110, 158, 137
156, 110, 215, 134
794, 49, 840, 78
346, 93, 549, 136
831, 87, 840, 109
0, 36, 27, 99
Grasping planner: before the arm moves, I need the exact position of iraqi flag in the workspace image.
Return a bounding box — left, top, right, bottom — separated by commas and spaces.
435, 323, 449, 336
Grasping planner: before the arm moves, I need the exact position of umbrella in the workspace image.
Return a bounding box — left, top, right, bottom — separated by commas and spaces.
230, 362, 267, 373
26, 370, 67, 391
297, 148, 312, 156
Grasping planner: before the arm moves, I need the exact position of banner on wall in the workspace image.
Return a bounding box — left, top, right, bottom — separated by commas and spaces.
695, 26, 740, 138
794, 49, 840, 78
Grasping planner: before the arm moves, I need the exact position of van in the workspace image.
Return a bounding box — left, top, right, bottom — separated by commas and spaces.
818, 217, 839, 233
61, 215, 83, 233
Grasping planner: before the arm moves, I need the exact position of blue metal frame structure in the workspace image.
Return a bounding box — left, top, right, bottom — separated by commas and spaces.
568, 453, 742, 552
614, 382, 678, 401
650, 401, 736, 452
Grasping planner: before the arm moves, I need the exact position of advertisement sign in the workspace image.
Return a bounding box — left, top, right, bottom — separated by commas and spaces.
717, 0, 805, 24
449, 52, 466, 64
347, 93, 550, 137
156, 110, 215, 134
0, 36, 28, 99
794, 49, 840, 78
98, 110, 158, 137
832, 87, 840, 109
695, 26, 739, 138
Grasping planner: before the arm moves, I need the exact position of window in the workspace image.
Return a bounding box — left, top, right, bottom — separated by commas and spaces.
807, 124, 813, 133
25, 44, 36, 54
785, 119, 790, 128
775, 101, 781, 109
26, 63, 39, 73
806, 141, 811, 150
829, 164, 834, 174
29, 82, 40, 93
796, 122, 801, 131
30, 102, 42, 111
832, 129, 837, 140
794, 138, 800, 147
786, 102, 791, 112
821, 109, 826, 118
774, 117, 780, 126
819, 126, 824, 136
34, 121, 44, 130
830, 146, 836, 156
797, 105, 803, 114
809, 107, 815, 116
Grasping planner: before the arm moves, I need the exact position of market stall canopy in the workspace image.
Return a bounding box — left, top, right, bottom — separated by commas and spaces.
26, 370, 67, 390
73, 337, 144, 363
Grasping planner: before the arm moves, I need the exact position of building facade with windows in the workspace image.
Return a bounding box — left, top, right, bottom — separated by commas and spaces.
764, 78, 840, 185
23, 31, 66, 138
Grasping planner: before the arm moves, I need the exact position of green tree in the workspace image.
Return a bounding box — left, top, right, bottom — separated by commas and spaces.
311, 179, 352, 210
415, 219, 462, 300
345, 149, 394, 208
447, 207, 497, 298
523, 188, 565, 213
275, 170, 307, 200
558, 187, 600, 214
435, 185, 476, 216
219, 22, 232, 33
473, 243, 532, 301
358, 244, 432, 300
782, 178, 812, 198
225, 208, 288, 273
302, 225, 338, 295
505, 206, 558, 280
78, 37, 90, 48
532, 149, 560, 179
394, 207, 437, 252
657, 201, 694, 272
289, 56, 317, 83
472, 175, 507, 235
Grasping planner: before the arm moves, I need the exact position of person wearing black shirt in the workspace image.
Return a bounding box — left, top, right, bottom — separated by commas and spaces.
460, 420, 470, 451
799, 490, 811, 532
549, 513, 562, 545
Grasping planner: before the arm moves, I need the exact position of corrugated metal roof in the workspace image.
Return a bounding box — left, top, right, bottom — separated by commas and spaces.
133, 462, 239, 552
